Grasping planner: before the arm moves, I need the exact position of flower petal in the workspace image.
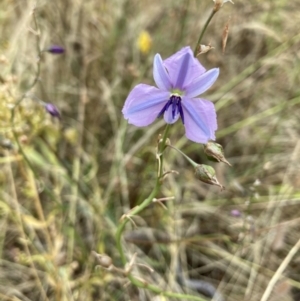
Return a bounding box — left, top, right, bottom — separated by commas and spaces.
122, 84, 169, 127
185, 68, 219, 98
163, 47, 206, 90
181, 97, 217, 143
153, 54, 172, 91
164, 106, 180, 124
174, 52, 192, 90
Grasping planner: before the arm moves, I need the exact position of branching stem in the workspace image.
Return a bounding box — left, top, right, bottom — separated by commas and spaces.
115, 124, 208, 300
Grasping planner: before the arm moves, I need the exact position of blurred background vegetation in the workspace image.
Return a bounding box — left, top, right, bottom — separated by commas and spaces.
1, 0, 300, 300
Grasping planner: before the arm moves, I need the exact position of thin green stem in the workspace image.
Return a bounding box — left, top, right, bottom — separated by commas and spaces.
167, 144, 198, 167
68, 63, 87, 263
116, 124, 170, 264
127, 273, 209, 301
193, 9, 217, 57
158, 124, 171, 177
115, 124, 208, 300
116, 184, 160, 265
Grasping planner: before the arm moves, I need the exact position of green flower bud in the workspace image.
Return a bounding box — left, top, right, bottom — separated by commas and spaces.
194, 164, 224, 190
204, 141, 231, 166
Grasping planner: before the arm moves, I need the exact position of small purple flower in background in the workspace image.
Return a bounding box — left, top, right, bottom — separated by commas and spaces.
45, 103, 61, 119
230, 209, 242, 217
122, 46, 219, 143
46, 45, 65, 54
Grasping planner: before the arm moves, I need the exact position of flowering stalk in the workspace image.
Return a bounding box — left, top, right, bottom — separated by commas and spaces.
115, 124, 208, 301
158, 124, 171, 176
7, 8, 59, 299
116, 124, 170, 264
116, 2, 228, 298
9, 8, 61, 242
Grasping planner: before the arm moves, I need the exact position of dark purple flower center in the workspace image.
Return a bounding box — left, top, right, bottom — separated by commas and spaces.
157, 95, 184, 124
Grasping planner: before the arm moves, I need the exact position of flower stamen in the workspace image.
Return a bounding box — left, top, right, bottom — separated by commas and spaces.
172, 96, 177, 119
157, 95, 184, 124
157, 98, 172, 119
178, 101, 184, 124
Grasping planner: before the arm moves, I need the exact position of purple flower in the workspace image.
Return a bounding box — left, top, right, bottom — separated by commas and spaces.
46, 45, 65, 54
45, 103, 61, 118
122, 47, 219, 143
230, 209, 242, 218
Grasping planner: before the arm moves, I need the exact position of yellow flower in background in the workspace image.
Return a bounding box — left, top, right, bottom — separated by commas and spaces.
137, 30, 152, 55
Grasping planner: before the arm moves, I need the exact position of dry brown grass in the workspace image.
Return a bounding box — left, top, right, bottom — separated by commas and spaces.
0, 0, 300, 300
